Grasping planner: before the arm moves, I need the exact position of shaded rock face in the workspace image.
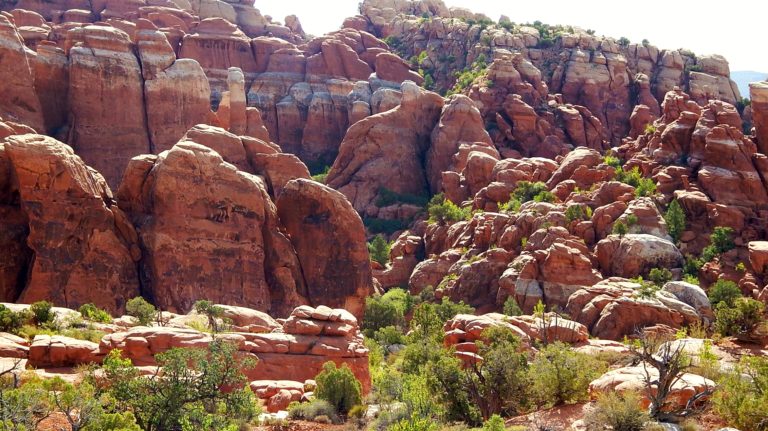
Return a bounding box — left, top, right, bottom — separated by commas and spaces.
1, 134, 139, 313
117, 142, 289, 314
0, 14, 44, 132
0, 119, 370, 317
276, 179, 374, 318
327, 81, 444, 216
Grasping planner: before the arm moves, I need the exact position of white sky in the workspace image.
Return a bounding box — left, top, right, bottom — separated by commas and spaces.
255, 0, 768, 73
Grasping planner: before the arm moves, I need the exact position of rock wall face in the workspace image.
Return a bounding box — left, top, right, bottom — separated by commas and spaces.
0, 4, 424, 184
117, 142, 280, 313
276, 179, 374, 318
1, 133, 140, 313
0, 120, 372, 317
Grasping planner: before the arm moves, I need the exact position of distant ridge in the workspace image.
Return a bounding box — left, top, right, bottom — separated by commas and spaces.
732, 70, 768, 99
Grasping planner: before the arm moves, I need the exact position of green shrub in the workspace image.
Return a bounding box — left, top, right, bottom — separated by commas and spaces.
498, 195, 521, 213
684, 254, 703, 276
612, 220, 629, 236
648, 268, 672, 287
434, 297, 474, 323
78, 303, 112, 323
311, 166, 330, 184
708, 279, 742, 307
427, 193, 471, 224
30, 301, 55, 327
533, 190, 557, 203
314, 362, 363, 415
374, 325, 406, 347
604, 151, 622, 168
482, 414, 505, 431
714, 298, 765, 337
585, 391, 649, 431
389, 417, 439, 431
376, 188, 429, 207
711, 227, 735, 254
635, 177, 657, 197
503, 296, 523, 316
615, 166, 643, 187
368, 235, 391, 266
362, 288, 414, 337
529, 342, 606, 407
0, 304, 29, 334
363, 295, 404, 338
85, 411, 141, 431
287, 400, 339, 424
565, 205, 587, 222
512, 181, 549, 203
713, 355, 768, 431
664, 200, 686, 243
125, 297, 157, 326
618, 37, 630, 46
364, 217, 409, 235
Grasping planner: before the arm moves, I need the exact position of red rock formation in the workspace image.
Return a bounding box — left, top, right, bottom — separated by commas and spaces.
566, 278, 701, 340
276, 179, 374, 318
751, 82, 768, 155
327, 82, 443, 215
117, 140, 305, 314
0, 14, 44, 132
68, 25, 151, 189
2, 134, 140, 313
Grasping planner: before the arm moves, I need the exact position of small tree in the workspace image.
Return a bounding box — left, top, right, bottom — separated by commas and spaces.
314, 362, 363, 415
193, 300, 225, 333
125, 297, 157, 326
30, 301, 55, 328
368, 235, 391, 267
503, 296, 523, 316
664, 200, 686, 243
613, 220, 629, 237
708, 279, 742, 307
530, 342, 606, 407
45, 378, 102, 431
101, 341, 257, 431
428, 327, 530, 423
0, 305, 29, 334
631, 335, 712, 422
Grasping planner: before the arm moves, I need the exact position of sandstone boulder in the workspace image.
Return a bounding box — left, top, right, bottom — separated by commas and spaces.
276, 179, 373, 318
595, 234, 683, 278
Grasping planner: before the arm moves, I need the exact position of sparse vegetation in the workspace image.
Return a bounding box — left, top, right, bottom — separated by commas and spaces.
78, 303, 112, 324
713, 355, 768, 431
368, 234, 391, 266
586, 391, 649, 431
125, 297, 157, 326
314, 362, 363, 415
427, 193, 472, 224
664, 200, 686, 243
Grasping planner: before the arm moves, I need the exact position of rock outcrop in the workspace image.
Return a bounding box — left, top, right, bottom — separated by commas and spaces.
276, 179, 374, 317
1, 134, 140, 313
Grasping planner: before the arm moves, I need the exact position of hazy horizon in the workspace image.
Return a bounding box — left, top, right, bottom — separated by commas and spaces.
255, 0, 768, 75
